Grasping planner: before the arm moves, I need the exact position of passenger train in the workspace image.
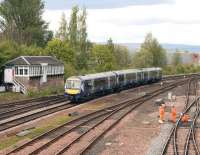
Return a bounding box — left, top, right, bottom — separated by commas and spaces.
64, 68, 162, 102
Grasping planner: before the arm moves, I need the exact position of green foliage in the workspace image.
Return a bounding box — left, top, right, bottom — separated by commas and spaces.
90, 44, 116, 72
56, 13, 68, 41
114, 45, 131, 69
133, 33, 167, 68
69, 6, 79, 49
0, 41, 46, 67
107, 38, 115, 54
0, 0, 49, 46
28, 85, 64, 97
45, 39, 78, 78
163, 64, 200, 75
77, 7, 89, 70
132, 49, 153, 68
20, 45, 45, 56
45, 39, 75, 65
64, 63, 77, 78
0, 92, 27, 103
0, 41, 21, 67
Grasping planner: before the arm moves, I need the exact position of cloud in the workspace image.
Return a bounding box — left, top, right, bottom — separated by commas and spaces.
43, 0, 200, 45
45, 0, 174, 9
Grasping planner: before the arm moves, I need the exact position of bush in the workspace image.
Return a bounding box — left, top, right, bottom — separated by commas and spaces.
28, 86, 64, 97
163, 64, 200, 75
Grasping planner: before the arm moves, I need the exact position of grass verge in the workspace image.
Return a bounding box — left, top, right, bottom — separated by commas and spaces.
0, 92, 28, 103
0, 115, 71, 150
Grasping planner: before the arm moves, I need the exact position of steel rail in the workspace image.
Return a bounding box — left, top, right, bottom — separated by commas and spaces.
0, 96, 66, 120
161, 92, 200, 155
0, 95, 63, 109
184, 105, 200, 155
0, 100, 72, 132
173, 78, 197, 155
184, 81, 200, 155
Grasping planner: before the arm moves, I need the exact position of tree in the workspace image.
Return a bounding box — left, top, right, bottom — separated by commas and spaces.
45, 39, 77, 78
107, 38, 114, 53
90, 44, 116, 72
114, 45, 131, 69
56, 13, 68, 41
0, 41, 20, 67
172, 52, 182, 66
20, 44, 45, 56
132, 50, 153, 68
69, 6, 79, 49
45, 39, 75, 65
77, 7, 88, 69
0, 0, 48, 46
140, 33, 166, 67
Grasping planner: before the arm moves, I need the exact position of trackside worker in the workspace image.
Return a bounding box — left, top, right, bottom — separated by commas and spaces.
181, 114, 189, 123
171, 106, 177, 123
159, 104, 165, 123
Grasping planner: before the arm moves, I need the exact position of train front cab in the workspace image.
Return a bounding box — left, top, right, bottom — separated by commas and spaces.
65, 77, 83, 102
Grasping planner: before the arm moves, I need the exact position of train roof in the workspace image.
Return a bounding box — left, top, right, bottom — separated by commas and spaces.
141, 67, 162, 71
113, 69, 141, 74
68, 72, 116, 81
66, 67, 162, 81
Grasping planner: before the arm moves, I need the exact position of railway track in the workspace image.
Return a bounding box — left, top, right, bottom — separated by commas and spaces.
0, 96, 66, 121
0, 100, 75, 132
163, 73, 200, 81
161, 78, 200, 155
0, 95, 63, 109
184, 100, 200, 155
6, 78, 188, 155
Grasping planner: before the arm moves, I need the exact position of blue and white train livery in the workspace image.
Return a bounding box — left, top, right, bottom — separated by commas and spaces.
64, 68, 162, 102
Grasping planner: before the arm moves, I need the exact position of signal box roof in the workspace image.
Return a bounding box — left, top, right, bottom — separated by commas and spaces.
4, 56, 64, 66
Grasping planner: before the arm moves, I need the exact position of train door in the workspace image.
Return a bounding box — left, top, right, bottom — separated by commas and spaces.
108, 76, 111, 89
141, 72, 144, 82
124, 74, 127, 86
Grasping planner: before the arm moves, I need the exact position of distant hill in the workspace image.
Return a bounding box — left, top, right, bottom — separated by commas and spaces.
119, 43, 200, 53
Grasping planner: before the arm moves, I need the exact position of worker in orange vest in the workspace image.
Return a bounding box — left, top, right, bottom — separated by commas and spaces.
171, 106, 177, 123
159, 104, 165, 123
181, 114, 189, 123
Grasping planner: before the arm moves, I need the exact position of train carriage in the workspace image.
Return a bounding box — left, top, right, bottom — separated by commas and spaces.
141, 67, 162, 83
65, 67, 162, 102
113, 69, 140, 89
65, 72, 117, 102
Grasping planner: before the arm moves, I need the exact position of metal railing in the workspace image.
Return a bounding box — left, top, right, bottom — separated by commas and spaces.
13, 78, 27, 94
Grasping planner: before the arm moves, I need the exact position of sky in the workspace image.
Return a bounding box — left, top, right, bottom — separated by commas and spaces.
43, 0, 200, 45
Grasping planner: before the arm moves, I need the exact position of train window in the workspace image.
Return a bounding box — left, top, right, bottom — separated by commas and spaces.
66, 80, 81, 89
87, 81, 92, 86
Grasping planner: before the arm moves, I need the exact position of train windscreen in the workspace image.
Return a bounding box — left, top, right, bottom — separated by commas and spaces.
65, 80, 81, 89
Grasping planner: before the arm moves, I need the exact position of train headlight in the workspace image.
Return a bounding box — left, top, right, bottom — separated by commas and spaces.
65, 89, 80, 95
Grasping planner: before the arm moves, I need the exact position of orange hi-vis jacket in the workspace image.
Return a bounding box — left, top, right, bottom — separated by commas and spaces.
171, 107, 177, 122
182, 114, 189, 122
159, 106, 165, 120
